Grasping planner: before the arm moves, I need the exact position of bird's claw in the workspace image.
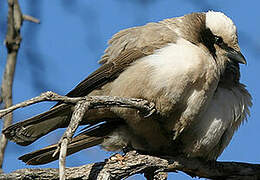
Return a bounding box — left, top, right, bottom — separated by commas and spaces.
141, 102, 156, 118
109, 154, 126, 165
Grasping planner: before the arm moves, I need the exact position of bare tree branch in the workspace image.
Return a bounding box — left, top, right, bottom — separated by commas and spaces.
57, 101, 90, 180
0, 150, 260, 179
0, 0, 23, 172
0, 0, 40, 172
53, 101, 90, 156
0, 91, 155, 119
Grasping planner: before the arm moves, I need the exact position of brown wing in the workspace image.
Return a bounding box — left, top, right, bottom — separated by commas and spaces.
100, 21, 178, 64
65, 21, 178, 98
66, 49, 146, 97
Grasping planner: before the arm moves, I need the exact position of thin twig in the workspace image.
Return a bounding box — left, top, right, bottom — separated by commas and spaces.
0, 91, 156, 119
22, 14, 40, 24
0, 91, 58, 118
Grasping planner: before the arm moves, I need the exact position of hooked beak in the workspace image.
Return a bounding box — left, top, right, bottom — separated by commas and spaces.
226, 48, 247, 65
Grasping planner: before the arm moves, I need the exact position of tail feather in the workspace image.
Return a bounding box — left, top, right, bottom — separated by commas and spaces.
2, 104, 72, 146
19, 122, 120, 165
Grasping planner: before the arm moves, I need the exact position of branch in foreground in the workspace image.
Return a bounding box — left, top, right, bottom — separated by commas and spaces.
1, 151, 260, 180
57, 101, 90, 180
0, 91, 155, 119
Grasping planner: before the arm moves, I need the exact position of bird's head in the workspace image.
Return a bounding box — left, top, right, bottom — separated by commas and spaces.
173, 11, 246, 84
170, 11, 246, 68
204, 11, 246, 84
205, 11, 246, 63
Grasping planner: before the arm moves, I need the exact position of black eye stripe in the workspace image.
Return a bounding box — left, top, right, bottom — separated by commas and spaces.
200, 28, 217, 56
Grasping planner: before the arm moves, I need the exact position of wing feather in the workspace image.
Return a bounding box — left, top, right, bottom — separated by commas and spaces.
65, 21, 178, 98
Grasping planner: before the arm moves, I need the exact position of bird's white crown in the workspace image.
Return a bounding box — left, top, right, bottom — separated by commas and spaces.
206, 11, 237, 41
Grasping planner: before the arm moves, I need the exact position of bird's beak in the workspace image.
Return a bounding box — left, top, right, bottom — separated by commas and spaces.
226, 48, 247, 65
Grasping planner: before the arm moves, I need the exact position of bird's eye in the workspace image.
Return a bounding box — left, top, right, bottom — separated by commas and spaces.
214, 36, 224, 45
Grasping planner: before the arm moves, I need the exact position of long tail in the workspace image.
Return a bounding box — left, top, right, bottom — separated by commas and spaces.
2, 104, 72, 146
19, 122, 120, 165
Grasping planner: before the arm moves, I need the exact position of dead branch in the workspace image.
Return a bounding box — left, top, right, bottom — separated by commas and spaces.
22, 14, 40, 24
0, 0, 23, 171
0, 0, 40, 172
0, 151, 260, 180
0, 91, 155, 119
57, 101, 90, 180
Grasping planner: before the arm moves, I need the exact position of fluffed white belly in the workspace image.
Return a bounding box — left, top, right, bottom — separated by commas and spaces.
180, 84, 251, 160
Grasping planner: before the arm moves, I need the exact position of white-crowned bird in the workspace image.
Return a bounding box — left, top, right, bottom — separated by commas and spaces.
3, 11, 252, 165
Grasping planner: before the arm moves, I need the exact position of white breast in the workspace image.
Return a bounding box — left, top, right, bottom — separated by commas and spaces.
144, 39, 210, 90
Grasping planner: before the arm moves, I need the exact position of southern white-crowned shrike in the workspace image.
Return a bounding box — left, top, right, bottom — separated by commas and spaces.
3, 11, 252, 165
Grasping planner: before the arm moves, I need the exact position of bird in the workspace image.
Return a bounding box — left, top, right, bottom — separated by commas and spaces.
3, 11, 252, 165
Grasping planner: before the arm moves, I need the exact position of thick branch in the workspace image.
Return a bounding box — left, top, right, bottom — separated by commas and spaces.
0, 151, 260, 180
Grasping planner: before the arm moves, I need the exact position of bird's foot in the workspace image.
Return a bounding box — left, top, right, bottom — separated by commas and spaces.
109, 153, 126, 164
138, 101, 156, 118
144, 102, 156, 118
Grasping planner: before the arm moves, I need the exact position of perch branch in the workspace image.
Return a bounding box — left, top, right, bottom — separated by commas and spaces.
1, 151, 260, 179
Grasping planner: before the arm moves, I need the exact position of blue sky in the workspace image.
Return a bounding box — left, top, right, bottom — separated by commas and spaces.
0, 0, 260, 179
